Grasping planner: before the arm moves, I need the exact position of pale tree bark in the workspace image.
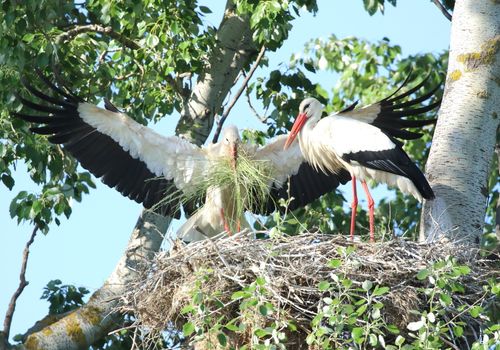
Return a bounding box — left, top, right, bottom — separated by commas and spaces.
420, 0, 500, 243
5, 1, 257, 349
175, 0, 257, 146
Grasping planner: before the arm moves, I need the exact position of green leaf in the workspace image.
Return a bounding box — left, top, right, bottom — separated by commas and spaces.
2, 174, 14, 189
199, 5, 212, 13
318, 281, 330, 291
386, 324, 400, 334
456, 265, 471, 275
351, 327, 364, 344
182, 322, 195, 336
469, 305, 483, 318
259, 304, 268, 316
417, 269, 430, 280
356, 304, 367, 316
9, 200, 17, 219
181, 305, 195, 314
231, 290, 250, 300
439, 293, 452, 306
369, 333, 378, 346
22, 33, 35, 43
217, 333, 227, 347
306, 333, 315, 345
373, 286, 389, 296
256, 276, 266, 286
453, 325, 463, 337
225, 323, 240, 332
327, 259, 341, 268
31, 200, 43, 215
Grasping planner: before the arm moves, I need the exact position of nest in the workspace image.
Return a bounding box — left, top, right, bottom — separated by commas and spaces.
119, 231, 498, 348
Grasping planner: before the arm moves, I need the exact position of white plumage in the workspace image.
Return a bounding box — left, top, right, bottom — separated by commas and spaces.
285, 77, 439, 241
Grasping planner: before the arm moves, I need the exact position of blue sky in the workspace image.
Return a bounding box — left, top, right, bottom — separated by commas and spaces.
0, 0, 451, 341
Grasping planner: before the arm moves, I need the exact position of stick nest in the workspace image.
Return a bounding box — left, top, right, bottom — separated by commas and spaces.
119, 232, 498, 346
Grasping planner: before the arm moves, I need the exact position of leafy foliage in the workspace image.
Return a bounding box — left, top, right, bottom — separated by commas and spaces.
41, 279, 89, 315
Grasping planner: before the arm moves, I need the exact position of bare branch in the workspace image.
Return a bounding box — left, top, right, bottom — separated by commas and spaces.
431, 0, 452, 21
2, 225, 38, 341
56, 24, 140, 49
245, 83, 268, 122
212, 45, 266, 143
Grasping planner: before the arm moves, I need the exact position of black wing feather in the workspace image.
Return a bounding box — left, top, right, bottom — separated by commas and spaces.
342, 147, 434, 200
13, 73, 180, 217
258, 163, 352, 214
340, 72, 442, 142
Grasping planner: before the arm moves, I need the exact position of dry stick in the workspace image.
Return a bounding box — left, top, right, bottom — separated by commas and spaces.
212, 45, 266, 143
431, 0, 452, 21
2, 225, 39, 341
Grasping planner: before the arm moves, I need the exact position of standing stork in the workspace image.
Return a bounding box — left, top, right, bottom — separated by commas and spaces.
284, 76, 440, 242
14, 71, 351, 242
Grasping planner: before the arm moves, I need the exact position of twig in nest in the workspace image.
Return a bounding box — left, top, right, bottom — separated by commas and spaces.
2, 225, 39, 340
212, 45, 266, 143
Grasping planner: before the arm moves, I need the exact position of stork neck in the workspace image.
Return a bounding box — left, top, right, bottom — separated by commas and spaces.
298, 117, 316, 156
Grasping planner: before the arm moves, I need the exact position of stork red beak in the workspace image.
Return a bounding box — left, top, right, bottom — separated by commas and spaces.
230, 143, 238, 170
284, 113, 307, 150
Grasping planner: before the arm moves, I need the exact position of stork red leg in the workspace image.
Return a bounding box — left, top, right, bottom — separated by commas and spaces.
350, 175, 358, 241
361, 181, 375, 243
220, 208, 231, 234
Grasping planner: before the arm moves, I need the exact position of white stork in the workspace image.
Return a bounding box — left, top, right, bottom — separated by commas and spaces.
284, 76, 440, 242
14, 71, 351, 242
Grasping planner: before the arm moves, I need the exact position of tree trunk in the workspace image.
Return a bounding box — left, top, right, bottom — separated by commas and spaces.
420, 0, 500, 243
175, 0, 256, 146
13, 1, 256, 349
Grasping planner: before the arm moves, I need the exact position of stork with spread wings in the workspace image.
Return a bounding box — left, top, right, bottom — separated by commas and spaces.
14, 71, 351, 241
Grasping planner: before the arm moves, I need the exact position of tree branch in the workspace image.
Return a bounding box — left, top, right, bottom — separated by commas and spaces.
56, 24, 140, 49
431, 0, 452, 21
2, 225, 38, 341
212, 45, 266, 143
245, 82, 268, 122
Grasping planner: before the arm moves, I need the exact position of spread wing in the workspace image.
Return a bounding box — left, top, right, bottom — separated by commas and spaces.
253, 134, 351, 213
13, 73, 208, 217
336, 73, 441, 145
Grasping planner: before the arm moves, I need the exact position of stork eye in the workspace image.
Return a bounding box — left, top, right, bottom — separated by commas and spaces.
303, 103, 310, 111
224, 138, 229, 144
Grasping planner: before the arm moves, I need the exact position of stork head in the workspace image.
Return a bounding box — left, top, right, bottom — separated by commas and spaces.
284, 97, 323, 150
221, 125, 240, 169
